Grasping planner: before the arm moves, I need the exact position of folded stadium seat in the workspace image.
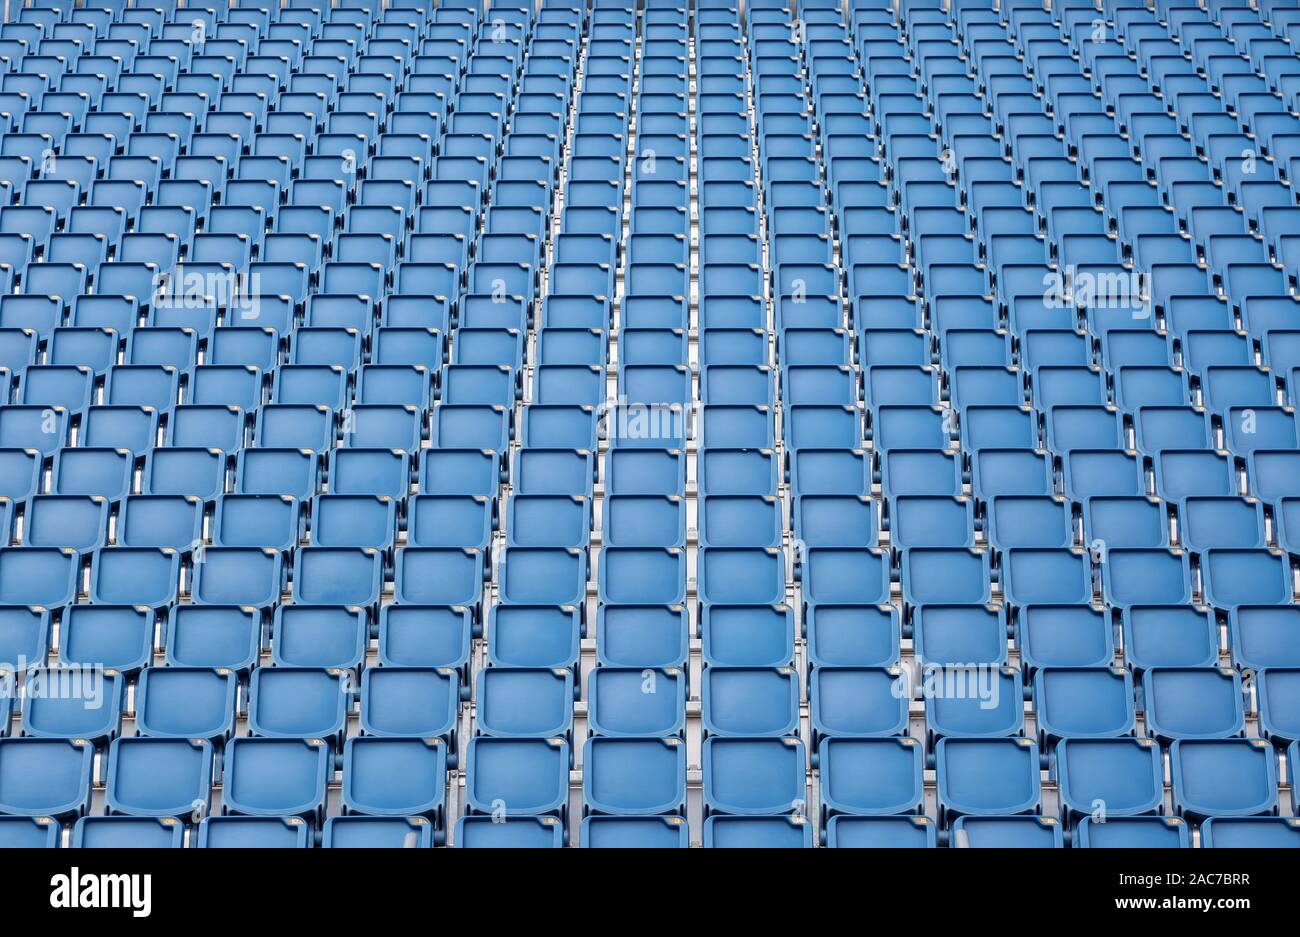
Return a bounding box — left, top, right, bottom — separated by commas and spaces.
134, 667, 238, 743
248, 667, 349, 747
1224, 406, 1300, 454
1202, 549, 1295, 607
1200, 817, 1300, 849
807, 666, 908, 743
374, 605, 472, 674
1073, 816, 1191, 848
591, 602, 688, 671
430, 404, 510, 454
1053, 737, 1165, 823
419, 449, 500, 497
1082, 496, 1170, 550
900, 548, 993, 605
195, 816, 309, 852
702, 736, 807, 816
1170, 738, 1279, 820
0, 407, 69, 458
1141, 667, 1247, 741
700, 666, 799, 738
1229, 605, 1300, 670
71, 816, 184, 849
235, 450, 321, 501
191, 547, 284, 609
104, 736, 214, 819
702, 815, 813, 849
815, 737, 925, 822
599, 495, 683, 548
697, 547, 785, 606
476, 667, 573, 740
934, 737, 1042, 822
801, 547, 890, 606
0, 540, 78, 605
513, 449, 594, 496
22, 495, 109, 553
1256, 669, 1300, 744
405, 496, 496, 551
454, 815, 566, 849
596, 546, 683, 605
888, 496, 976, 548
20, 668, 123, 745
504, 495, 592, 550
361, 665, 462, 743
583, 736, 687, 816
0, 737, 94, 820
1045, 405, 1125, 452
924, 666, 1024, 741
49, 448, 132, 502
211, 496, 301, 552
606, 449, 686, 496
821, 814, 935, 849
463, 737, 570, 819
1062, 448, 1148, 499
969, 448, 1053, 500
878, 447, 961, 496
394, 547, 485, 608
985, 495, 1074, 550
310, 495, 399, 553
700, 495, 782, 548
783, 404, 860, 450
323, 816, 435, 849
948, 816, 1064, 849
1001, 548, 1093, 606
1101, 549, 1194, 607
340, 737, 447, 829
580, 815, 690, 849
221, 737, 331, 824
1118, 605, 1217, 674
698, 448, 777, 495
587, 667, 686, 738
912, 605, 1008, 668
88, 546, 180, 609
790, 447, 873, 496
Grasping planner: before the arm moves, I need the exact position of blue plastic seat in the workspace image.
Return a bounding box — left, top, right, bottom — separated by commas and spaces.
394, 547, 485, 607
454, 815, 565, 848
135, 667, 237, 742
341, 737, 447, 825
702, 814, 812, 848
476, 667, 573, 739
0, 738, 94, 819
702, 736, 807, 816
587, 666, 686, 738
1002, 549, 1092, 606
20, 667, 123, 744
70, 816, 184, 849
464, 737, 569, 818
195, 816, 312, 852
379, 605, 474, 673
900, 548, 992, 606
104, 736, 214, 819
583, 736, 687, 816
818, 737, 924, 818
1169, 738, 1278, 819
593, 604, 688, 672
323, 816, 435, 849
1074, 816, 1190, 848
1200, 817, 1300, 849
222, 737, 331, 823
1142, 667, 1246, 741
192, 547, 283, 609
934, 737, 1042, 822
581, 815, 689, 849
1202, 549, 1294, 607
949, 816, 1063, 849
